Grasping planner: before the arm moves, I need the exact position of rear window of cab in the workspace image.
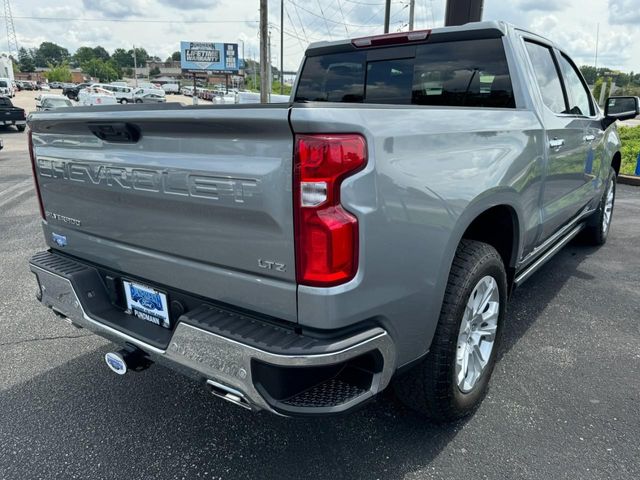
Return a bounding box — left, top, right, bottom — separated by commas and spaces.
295, 38, 515, 108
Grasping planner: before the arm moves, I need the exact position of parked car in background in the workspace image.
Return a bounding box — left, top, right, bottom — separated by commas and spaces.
35, 94, 73, 111
133, 87, 165, 100
63, 82, 92, 101
0, 96, 26, 131
22, 81, 38, 91
48, 81, 63, 89
110, 81, 128, 88
38, 82, 51, 91
180, 86, 194, 96
78, 86, 118, 106
0, 78, 15, 97
134, 92, 167, 103
161, 83, 180, 94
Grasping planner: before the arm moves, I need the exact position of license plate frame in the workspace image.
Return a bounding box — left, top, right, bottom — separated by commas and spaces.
122, 280, 170, 329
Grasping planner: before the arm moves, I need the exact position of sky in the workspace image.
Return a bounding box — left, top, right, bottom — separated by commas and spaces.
5, 0, 640, 73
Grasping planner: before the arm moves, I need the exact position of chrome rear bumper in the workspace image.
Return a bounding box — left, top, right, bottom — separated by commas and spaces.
30, 252, 396, 415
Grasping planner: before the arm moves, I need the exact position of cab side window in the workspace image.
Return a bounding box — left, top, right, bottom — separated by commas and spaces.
558, 54, 593, 116
524, 41, 567, 114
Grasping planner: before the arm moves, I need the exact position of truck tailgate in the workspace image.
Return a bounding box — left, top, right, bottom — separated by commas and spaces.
28, 104, 297, 322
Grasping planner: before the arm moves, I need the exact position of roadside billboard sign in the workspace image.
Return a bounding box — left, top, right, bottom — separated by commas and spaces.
180, 42, 239, 74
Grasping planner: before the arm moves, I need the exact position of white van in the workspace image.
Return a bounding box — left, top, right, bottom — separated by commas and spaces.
0, 78, 15, 97
162, 83, 180, 94
78, 86, 117, 106
91, 83, 134, 103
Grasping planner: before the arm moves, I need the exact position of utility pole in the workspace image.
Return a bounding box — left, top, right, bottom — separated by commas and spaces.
594, 22, 600, 72
132, 45, 138, 88
280, 0, 284, 95
383, 0, 391, 33
408, 0, 415, 31
259, 0, 269, 103
268, 31, 272, 102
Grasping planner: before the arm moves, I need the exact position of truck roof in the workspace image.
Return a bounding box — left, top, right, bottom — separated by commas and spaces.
305, 20, 557, 55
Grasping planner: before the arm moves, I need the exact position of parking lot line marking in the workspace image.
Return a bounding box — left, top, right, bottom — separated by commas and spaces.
0, 179, 32, 199
0, 181, 33, 208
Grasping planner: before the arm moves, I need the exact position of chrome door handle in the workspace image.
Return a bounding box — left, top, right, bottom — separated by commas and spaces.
583, 134, 596, 142
549, 138, 565, 149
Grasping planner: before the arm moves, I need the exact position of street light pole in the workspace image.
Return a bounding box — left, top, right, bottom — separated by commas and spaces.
383, 0, 391, 33
409, 0, 415, 31
259, 0, 269, 103
280, 0, 284, 95
132, 45, 138, 87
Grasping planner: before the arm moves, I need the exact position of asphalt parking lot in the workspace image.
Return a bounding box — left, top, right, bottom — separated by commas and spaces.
1, 94, 639, 480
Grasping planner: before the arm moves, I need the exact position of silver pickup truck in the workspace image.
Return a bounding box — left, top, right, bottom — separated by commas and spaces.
27, 21, 639, 420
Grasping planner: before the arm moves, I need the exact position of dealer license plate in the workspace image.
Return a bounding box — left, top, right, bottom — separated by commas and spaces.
123, 280, 170, 328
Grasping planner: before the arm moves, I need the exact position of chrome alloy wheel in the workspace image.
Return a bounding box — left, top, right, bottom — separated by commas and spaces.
602, 178, 615, 234
455, 275, 500, 393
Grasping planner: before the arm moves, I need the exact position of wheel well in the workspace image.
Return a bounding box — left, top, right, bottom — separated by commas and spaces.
461, 205, 519, 289
611, 152, 621, 176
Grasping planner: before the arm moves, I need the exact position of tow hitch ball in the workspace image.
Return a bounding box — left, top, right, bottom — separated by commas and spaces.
105, 347, 151, 375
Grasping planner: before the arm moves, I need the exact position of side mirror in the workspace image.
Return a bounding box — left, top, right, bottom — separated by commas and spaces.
605, 96, 639, 123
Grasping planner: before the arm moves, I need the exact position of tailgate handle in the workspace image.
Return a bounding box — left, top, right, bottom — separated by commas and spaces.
88, 122, 141, 143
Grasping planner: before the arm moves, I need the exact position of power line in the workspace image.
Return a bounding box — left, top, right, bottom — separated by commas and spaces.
316, 0, 333, 39
337, 0, 350, 36
287, 0, 378, 28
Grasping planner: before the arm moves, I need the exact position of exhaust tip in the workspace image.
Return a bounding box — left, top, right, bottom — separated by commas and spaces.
105, 351, 128, 375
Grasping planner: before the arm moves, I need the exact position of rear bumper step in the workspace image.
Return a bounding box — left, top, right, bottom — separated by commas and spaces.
29, 250, 396, 415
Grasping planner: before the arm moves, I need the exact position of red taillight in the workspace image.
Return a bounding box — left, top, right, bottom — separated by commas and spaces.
28, 130, 45, 219
294, 134, 367, 287
351, 29, 431, 48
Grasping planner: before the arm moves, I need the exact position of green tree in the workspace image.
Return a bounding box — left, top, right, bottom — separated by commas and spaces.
82, 58, 119, 82
17, 47, 35, 72
112, 48, 133, 69
149, 66, 161, 77
171, 51, 181, 61
45, 63, 72, 82
33, 42, 70, 67
73, 46, 96, 67
93, 46, 110, 61
131, 47, 149, 65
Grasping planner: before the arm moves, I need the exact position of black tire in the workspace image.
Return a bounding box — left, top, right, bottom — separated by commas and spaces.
120, 98, 128, 104
16, 125, 25, 132
135, 99, 143, 103
394, 239, 507, 422
581, 166, 616, 246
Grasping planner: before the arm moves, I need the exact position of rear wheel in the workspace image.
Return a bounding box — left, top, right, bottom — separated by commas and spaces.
120, 98, 128, 104
394, 240, 506, 421
16, 125, 25, 132
135, 99, 143, 103
582, 166, 616, 245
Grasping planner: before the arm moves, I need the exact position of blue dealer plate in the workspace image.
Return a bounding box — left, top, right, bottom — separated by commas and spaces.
123, 280, 170, 328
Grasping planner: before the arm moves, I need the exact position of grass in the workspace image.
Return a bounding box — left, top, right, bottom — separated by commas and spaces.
619, 125, 640, 176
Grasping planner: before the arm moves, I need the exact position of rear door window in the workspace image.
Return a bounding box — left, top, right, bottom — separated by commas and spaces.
524, 41, 567, 114
558, 54, 593, 116
295, 38, 515, 108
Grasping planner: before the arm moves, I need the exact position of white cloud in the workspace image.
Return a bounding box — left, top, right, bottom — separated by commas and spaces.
6, 0, 640, 73
608, 0, 640, 24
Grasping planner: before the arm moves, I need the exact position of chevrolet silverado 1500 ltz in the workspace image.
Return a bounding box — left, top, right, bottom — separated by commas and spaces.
27, 22, 638, 420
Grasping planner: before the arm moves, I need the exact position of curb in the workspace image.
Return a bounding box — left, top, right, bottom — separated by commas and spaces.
618, 174, 640, 186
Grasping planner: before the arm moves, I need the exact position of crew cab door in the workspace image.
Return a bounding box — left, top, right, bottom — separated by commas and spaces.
524, 40, 595, 240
